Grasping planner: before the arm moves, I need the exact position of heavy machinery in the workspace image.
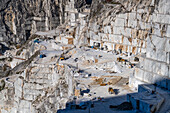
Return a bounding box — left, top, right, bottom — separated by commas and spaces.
60, 55, 65, 60
108, 87, 114, 94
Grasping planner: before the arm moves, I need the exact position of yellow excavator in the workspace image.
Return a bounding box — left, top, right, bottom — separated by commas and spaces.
108, 87, 114, 94
60, 54, 65, 60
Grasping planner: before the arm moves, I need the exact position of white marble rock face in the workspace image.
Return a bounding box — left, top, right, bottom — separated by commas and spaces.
87, 0, 170, 90
0, 0, 170, 113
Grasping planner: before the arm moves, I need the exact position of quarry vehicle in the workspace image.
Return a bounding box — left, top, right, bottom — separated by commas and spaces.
100, 83, 107, 86
60, 56, 65, 60
60, 57, 65, 60
40, 54, 46, 58
129, 63, 136, 68
134, 57, 139, 62
108, 87, 114, 94
117, 57, 122, 62
117, 57, 128, 64
34, 39, 40, 43
59, 54, 66, 60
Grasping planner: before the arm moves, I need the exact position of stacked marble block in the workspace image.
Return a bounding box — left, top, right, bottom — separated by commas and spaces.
127, 91, 164, 113
88, 9, 150, 55
132, 54, 170, 90
14, 77, 35, 113
13, 63, 75, 113
14, 64, 57, 113
62, 0, 91, 46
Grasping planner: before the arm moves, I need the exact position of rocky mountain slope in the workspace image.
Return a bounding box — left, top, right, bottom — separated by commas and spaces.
0, 0, 63, 48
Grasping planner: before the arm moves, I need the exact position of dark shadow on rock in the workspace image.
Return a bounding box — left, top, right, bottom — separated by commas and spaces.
81, 89, 90, 96
113, 89, 119, 95
110, 102, 133, 110
0, 43, 10, 54
86, 0, 92, 5
56, 78, 170, 113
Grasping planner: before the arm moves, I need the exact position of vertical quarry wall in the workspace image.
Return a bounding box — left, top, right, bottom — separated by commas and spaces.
86, 0, 170, 89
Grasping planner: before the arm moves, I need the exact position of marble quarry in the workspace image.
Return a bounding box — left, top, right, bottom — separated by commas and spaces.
0, 0, 169, 113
